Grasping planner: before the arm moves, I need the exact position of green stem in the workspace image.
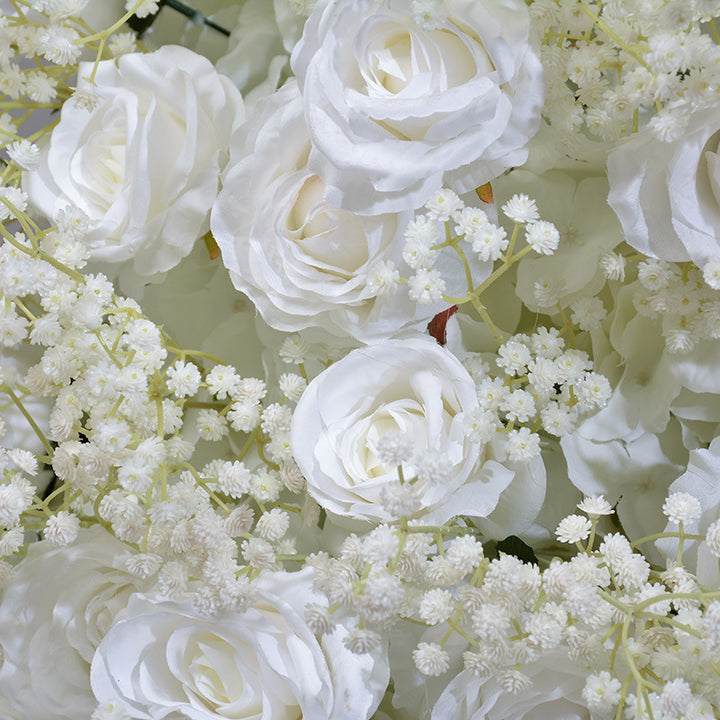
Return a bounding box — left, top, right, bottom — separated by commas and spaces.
75, 1, 148, 45
1, 385, 54, 457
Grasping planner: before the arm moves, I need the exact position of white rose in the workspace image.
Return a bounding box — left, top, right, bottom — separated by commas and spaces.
290, 336, 532, 524
290, 0, 544, 214
607, 102, 720, 267
431, 652, 590, 720
91, 568, 388, 720
24, 46, 244, 287
0, 527, 146, 720
212, 80, 450, 343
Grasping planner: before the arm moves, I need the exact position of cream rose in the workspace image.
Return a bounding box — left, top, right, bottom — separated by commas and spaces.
291, 336, 528, 524
0, 527, 146, 720
607, 102, 720, 268
24, 46, 244, 286
431, 652, 591, 720
290, 0, 544, 214
212, 80, 446, 343
90, 569, 388, 720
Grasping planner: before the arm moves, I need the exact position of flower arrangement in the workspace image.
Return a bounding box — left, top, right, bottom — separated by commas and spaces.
2, 0, 720, 718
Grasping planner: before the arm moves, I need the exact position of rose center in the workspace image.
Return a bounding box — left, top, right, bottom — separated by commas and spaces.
187, 636, 251, 709
77, 123, 127, 213
360, 401, 428, 478
369, 32, 413, 94
286, 174, 370, 276
358, 17, 489, 100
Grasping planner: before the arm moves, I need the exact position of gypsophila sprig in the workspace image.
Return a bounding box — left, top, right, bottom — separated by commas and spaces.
0, 201, 317, 613
532, 0, 720, 148
396, 189, 562, 345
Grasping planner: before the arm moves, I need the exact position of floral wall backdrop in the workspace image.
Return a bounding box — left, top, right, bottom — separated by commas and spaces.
2, 1, 720, 719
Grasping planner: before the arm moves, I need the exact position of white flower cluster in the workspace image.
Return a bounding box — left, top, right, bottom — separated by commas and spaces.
3, 4, 720, 720
462, 327, 611, 458
533, 0, 720, 148
389, 189, 560, 310
307, 524, 485, 657
446, 493, 719, 718
303, 490, 720, 717
0, 0, 136, 104
0, 206, 312, 614
631, 259, 720, 354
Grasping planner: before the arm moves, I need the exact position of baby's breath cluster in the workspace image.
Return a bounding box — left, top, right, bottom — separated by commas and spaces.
309, 491, 720, 718
461, 327, 611, 459
305, 520, 485, 660
0, 205, 313, 612
630, 258, 720, 354
376, 188, 562, 345
532, 0, 720, 149
2, 4, 720, 719
0, 0, 142, 188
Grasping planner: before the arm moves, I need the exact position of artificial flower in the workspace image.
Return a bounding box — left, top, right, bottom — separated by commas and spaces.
607, 101, 720, 271
90, 568, 389, 720
0, 527, 147, 720
212, 80, 449, 343
291, 0, 544, 214
24, 45, 244, 291
291, 335, 544, 528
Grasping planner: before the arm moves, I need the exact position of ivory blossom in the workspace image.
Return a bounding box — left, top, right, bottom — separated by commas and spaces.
607, 102, 720, 269
0, 528, 146, 720
431, 653, 591, 720
290, 0, 544, 214
90, 569, 389, 720
212, 79, 446, 343
290, 336, 539, 526
24, 45, 244, 286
